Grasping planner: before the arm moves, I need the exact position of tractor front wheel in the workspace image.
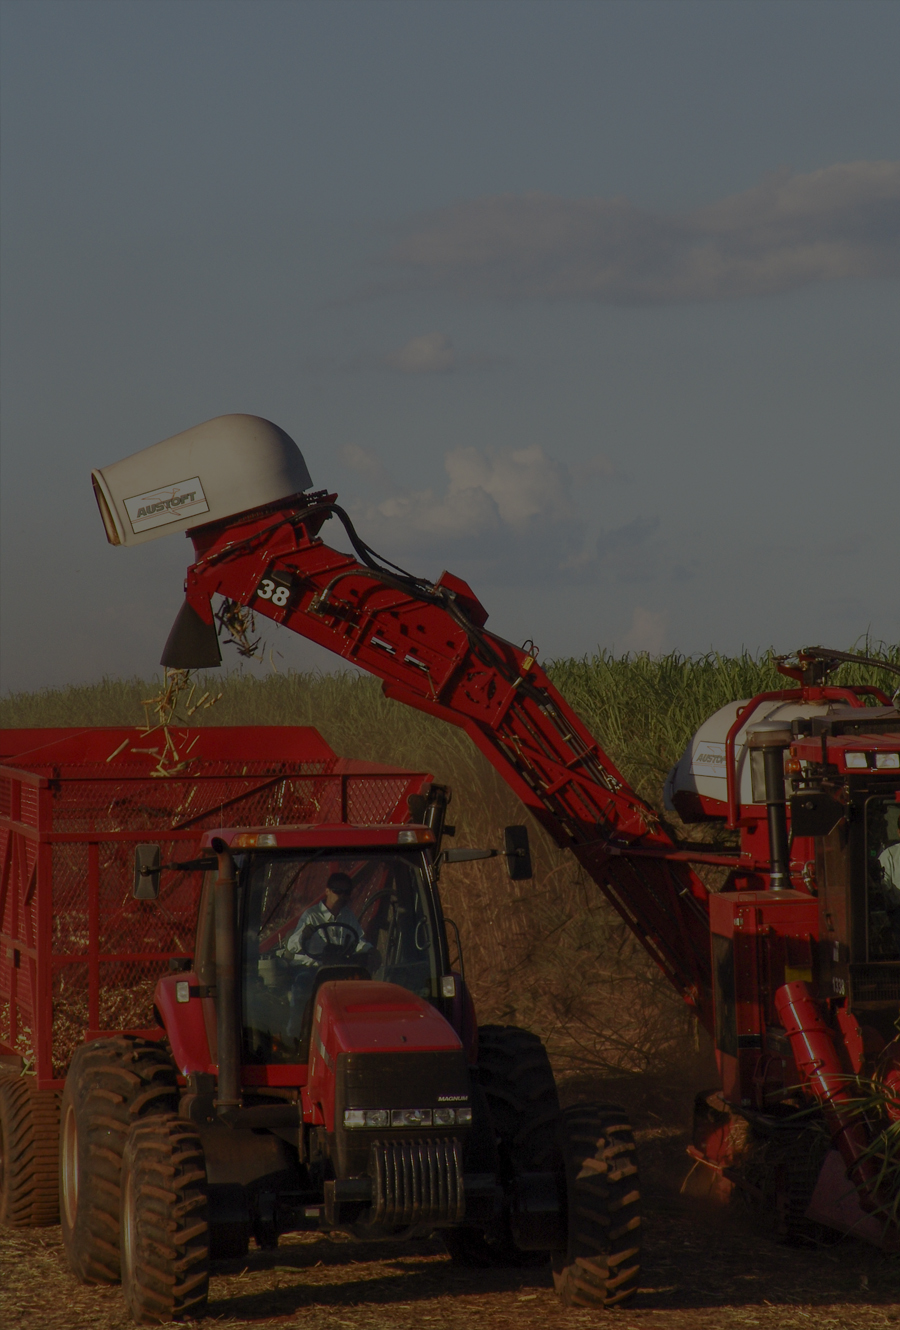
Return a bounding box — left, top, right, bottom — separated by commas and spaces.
552, 1102, 641, 1308
120, 1113, 210, 1324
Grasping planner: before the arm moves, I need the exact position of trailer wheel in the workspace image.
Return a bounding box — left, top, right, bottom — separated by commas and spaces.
552, 1103, 641, 1308
0, 1071, 61, 1227
60, 1037, 178, 1284
444, 1024, 560, 1268
121, 1113, 209, 1324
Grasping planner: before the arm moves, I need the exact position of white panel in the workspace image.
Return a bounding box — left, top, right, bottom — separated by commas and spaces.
92, 414, 313, 546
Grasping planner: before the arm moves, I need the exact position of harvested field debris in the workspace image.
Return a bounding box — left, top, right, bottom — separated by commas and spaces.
1, 1123, 898, 1330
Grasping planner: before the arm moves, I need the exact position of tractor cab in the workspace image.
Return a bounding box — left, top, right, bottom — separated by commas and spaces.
194, 832, 457, 1068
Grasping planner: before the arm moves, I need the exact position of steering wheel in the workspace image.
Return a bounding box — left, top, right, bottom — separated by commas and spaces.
299, 920, 361, 964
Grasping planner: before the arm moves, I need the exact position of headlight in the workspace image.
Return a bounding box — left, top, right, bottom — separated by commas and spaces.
231, 832, 278, 848
342, 1105, 471, 1129
343, 1109, 390, 1129
875, 752, 900, 769
391, 1108, 432, 1127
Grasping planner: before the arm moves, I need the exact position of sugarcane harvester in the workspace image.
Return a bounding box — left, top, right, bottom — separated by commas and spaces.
88, 416, 899, 1261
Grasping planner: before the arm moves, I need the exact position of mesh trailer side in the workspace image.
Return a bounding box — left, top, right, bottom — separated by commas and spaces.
2, 767, 338, 1083
2, 732, 430, 1087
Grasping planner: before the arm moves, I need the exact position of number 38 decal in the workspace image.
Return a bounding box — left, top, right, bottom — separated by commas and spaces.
256, 578, 291, 607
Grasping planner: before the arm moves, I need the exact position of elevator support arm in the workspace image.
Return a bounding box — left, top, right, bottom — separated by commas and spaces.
165, 495, 714, 1027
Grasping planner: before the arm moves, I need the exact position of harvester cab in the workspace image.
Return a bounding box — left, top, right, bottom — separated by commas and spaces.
666, 650, 900, 1240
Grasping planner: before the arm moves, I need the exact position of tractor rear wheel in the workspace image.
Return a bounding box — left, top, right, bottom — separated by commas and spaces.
0, 1071, 61, 1227
120, 1113, 209, 1324
552, 1102, 641, 1308
444, 1024, 560, 1268
60, 1037, 178, 1284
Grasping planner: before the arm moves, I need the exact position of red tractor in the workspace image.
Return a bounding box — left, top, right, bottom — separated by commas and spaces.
0, 725, 639, 1323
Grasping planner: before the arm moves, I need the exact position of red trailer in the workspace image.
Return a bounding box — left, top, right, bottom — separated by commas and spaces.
0, 725, 427, 1090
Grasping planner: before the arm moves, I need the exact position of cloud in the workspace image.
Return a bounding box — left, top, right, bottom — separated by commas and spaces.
385, 161, 900, 304
341, 443, 393, 488
346, 444, 656, 585
572, 455, 620, 484
383, 331, 456, 373
622, 607, 669, 654
373, 445, 572, 537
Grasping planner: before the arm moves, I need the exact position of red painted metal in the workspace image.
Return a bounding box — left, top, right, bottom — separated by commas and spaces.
153, 972, 214, 1076
242, 1063, 307, 1088
0, 725, 430, 1088
791, 731, 900, 773
723, 687, 876, 828
776, 981, 882, 1208
306, 979, 462, 1131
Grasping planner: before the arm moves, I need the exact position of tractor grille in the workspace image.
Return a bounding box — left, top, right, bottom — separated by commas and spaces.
850, 964, 900, 1004
369, 1137, 464, 1227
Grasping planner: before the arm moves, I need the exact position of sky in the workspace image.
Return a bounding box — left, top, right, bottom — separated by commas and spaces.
1, 0, 898, 694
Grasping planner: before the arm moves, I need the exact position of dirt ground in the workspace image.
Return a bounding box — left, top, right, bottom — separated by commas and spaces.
3, 1117, 899, 1330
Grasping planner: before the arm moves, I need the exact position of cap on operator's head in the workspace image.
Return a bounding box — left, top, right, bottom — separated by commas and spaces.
327, 872, 353, 896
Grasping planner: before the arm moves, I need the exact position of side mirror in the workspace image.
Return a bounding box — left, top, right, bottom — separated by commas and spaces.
133, 844, 161, 900
504, 826, 533, 880
441, 847, 498, 864
790, 791, 843, 838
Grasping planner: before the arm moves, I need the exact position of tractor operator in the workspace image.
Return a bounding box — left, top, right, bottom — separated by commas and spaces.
877, 801, 900, 896
284, 871, 375, 970
282, 871, 377, 1044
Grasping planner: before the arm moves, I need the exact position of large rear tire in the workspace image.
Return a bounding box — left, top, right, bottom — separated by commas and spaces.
120, 1113, 209, 1324
0, 1071, 61, 1227
444, 1024, 560, 1268
552, 1102, 641, 1308
60, 1037, 178, 1284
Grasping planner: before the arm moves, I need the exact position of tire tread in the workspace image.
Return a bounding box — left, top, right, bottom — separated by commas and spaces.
121, 1114, 209, 1324
60, 1037, 178, 1284
552, 1102, 641, 1308
0, 1072, 61, 1227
